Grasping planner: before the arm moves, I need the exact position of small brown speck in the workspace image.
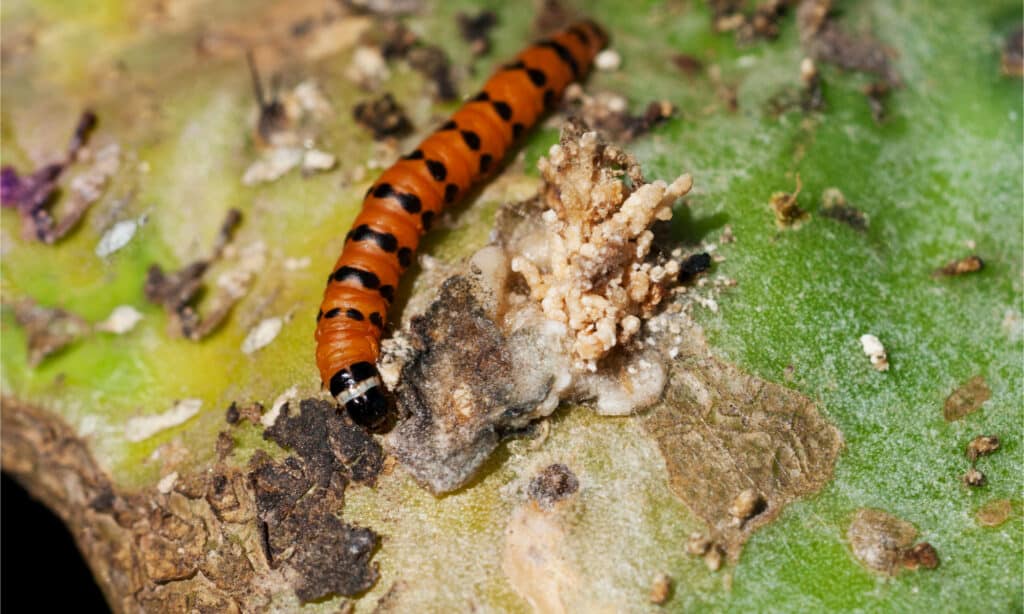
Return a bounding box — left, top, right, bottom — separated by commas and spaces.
935, 255, 984, 277
685, 532, 711, 556
335, 600, 355, 614
976, 499, 1012, 527
11, 298, 91, 367
216, 430, 235, 458
902, 542, 939, 570
820, 187, 868, 232
649, 573, 672, 605
729, 488, 767, 522
863, 81, 891, 123
800, 57, 824, 112
962, 467, 986, 487
678, 252, 713, 283
352, 93, 412, 140
720, 224, 735, 244
225, 402, 240, 424
457, 10, 497, 57
966, 435, 1000, 462
406, 45, 457, 101
672, 54, 704, 77
704, 545, 724, 572
1002, 27, 1023, 77
643, 100, 675, 127
527, 463, 579, 510
770, 175, 808, 228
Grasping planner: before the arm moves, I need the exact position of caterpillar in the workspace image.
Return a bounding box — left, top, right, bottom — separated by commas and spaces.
316, 19, 609, 429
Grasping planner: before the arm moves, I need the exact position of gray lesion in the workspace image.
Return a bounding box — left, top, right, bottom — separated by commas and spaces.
386, 259, 569, 494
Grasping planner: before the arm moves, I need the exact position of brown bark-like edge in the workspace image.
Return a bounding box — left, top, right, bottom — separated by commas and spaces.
1, 396, 295, 612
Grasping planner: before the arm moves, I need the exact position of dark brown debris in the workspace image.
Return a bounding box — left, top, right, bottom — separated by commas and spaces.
406, 45, 458, 101
246, 51, 290, 149
249, 450, 379, 602
353, 93, 412, 140
797, 0, 901, 87
962, 467, 986, 487
225, 402, 241, 424
770, 175, 809, 228
355, 19, 456, 100
672, 54, 705, 78
943, 375, 991, 421
527, 463, 580, 510
934, 255, 985, 277
144, 261, 210, 336
263, 398, 385, 487
457, 10, 498, 57
765, 58, 825, 118
820, 187, 868, 231
250, 452, 311, 528
286, 493, 379, 602
710, 0, 795, 44
216, 430, 235, 459
144, 208, 245, 340
9, 298, 92, 366
328, 411, 387, 485
1002, 27, 1023, 78
362, 18, 457, 101
863, 80, 891, 123
249, 399, 384, 602
564, 89, 675, 142
636, 101, 677, 137
966, 435, 1000, 462
902, 542, 939, 570
533, 0, 576, 35
678, 252, 713, 283
1, 110, 108, 243
226, 401, 265, 425
374, 19, 418, 59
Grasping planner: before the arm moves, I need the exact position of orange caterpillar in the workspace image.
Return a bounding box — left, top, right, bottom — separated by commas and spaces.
316, 20, 608, 429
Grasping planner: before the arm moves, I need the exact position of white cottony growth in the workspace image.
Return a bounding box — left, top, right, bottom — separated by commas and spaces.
96, 305, 144, 334
96, 215, 147, 258
263, 385, 298, 427
241, 317, 283, 354
125, 399, 202, 442
859, 334, 890, 371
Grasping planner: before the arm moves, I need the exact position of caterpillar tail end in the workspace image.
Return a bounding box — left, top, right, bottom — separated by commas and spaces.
329, 361, 394, 432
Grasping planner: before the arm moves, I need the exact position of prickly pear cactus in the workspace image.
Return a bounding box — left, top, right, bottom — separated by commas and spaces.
1, 0, 1020, 611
